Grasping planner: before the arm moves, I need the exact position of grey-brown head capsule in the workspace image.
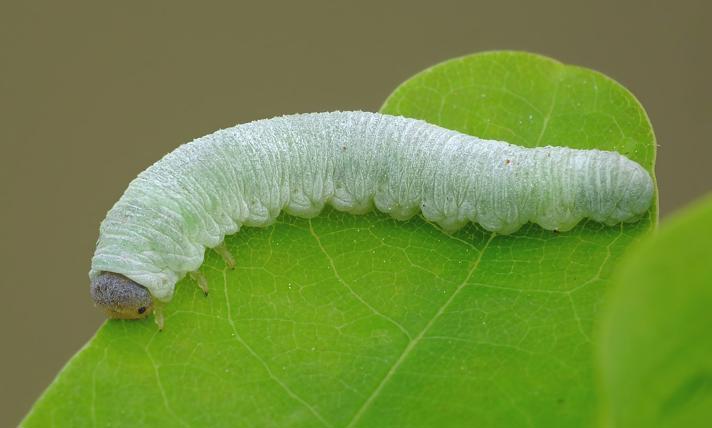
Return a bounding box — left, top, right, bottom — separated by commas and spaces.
90, 272, 154, 319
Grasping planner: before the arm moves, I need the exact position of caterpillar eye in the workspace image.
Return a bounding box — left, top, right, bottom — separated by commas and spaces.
137, 307, 147, 314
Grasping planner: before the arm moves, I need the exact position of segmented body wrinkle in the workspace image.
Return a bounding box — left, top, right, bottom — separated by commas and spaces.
89, 111, 654, 317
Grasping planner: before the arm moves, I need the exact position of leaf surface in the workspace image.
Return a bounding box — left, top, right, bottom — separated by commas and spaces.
22, 51, 656, 428
599, 194, 712, 428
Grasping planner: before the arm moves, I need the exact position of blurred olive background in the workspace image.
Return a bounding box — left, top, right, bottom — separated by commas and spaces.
1, 0, 710, 425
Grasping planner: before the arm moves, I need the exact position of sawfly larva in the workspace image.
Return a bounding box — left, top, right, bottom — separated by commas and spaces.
89, 111, 654, 327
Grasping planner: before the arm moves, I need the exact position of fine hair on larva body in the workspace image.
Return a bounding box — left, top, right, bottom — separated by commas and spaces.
89, 111, 654, 320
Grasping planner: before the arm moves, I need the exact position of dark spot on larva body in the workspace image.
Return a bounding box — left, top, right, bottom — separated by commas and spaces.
90, 272, 153, 320
505, 159, 511, 165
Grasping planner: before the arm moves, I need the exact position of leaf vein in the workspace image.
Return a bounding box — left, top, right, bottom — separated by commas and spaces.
345, 232, 497, 428
221, 269, 333, 428
308, 219, 413, 340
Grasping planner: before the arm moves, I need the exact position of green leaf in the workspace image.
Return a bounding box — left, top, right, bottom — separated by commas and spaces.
599, 194, 712, 428
22, 51, 656, 427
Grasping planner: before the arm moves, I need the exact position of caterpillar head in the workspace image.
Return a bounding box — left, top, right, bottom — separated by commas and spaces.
90, 272, 154, 319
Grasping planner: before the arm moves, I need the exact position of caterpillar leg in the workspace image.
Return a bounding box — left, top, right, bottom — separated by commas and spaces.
153, 304, 165, 331
213, 242, 236, 269
189, 271, 209, 295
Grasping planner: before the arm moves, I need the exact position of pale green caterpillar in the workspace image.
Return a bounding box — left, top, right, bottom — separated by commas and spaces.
89, 111, 654, 326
